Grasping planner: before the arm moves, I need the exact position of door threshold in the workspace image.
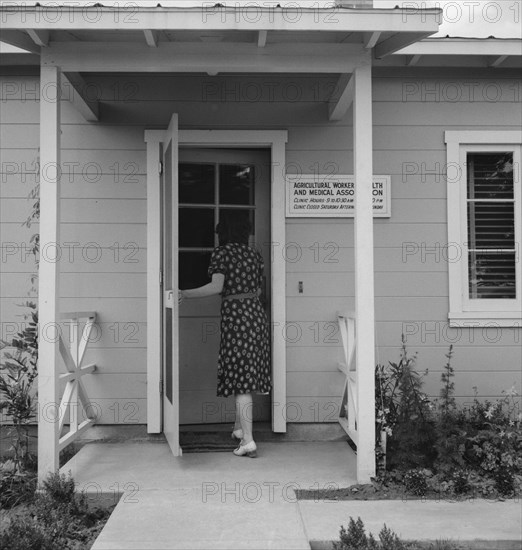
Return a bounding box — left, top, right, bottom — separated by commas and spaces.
180, 422, 272, 434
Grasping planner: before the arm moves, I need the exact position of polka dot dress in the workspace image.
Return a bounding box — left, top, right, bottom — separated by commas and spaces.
208, 243, 272, 397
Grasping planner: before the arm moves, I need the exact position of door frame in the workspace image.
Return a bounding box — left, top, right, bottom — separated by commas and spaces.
145, 128, 288, 436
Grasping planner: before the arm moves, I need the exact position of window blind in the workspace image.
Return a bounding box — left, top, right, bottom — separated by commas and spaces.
467, 152, 516, 300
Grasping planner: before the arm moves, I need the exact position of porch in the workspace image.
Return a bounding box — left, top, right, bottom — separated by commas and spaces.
0, 2, 443, 486
62, 438, 357, 550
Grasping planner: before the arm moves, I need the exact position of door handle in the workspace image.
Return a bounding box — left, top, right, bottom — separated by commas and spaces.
165, 290, 174, 307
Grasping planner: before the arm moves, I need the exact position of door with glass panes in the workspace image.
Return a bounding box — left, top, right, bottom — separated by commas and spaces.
178, 148, 271, 425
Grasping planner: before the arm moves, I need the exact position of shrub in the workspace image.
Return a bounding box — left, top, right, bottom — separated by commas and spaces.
403, 468, 430, 497
449, 469, 471, 496
335, 516, 416, 550
0, 516, 56, 550
41, 470, 77, 506
1, 470, 111, 550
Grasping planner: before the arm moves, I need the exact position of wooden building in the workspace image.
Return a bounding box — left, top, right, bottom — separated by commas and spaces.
0, 1, 520, 483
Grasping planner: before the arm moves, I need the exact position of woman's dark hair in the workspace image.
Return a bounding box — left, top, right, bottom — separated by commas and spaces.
216, 211, 251, 245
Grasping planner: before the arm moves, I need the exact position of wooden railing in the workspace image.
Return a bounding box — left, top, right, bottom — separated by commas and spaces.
58, 312, 97, 451
337, 311, 357, 445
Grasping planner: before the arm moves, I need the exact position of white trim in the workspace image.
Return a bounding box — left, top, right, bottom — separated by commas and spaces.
163, 114, 181, 455
445, 131, 522, 145
1, 7, 441, 33
144, 130, 163, 434
398, 38, 522, 57
145, 128, 288, 434
445, 131, 522, 327
449, 313, 522, 328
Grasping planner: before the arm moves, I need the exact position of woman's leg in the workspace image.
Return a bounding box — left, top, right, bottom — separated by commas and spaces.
235, 393, 254, 444
233, 417, 242, 433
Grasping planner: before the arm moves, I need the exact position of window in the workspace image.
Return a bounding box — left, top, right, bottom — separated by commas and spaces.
445, 132, 522, 326
178, 161, 256, 289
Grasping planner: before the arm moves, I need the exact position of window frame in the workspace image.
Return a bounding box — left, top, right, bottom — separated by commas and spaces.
445, 131, 522, 327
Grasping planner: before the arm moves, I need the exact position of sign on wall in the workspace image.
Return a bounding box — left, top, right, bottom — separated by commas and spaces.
286, 174, 391, 218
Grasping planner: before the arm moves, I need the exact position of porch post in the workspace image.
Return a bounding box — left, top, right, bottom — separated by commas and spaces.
38, 65, 61, 483
353, 61, 376, 483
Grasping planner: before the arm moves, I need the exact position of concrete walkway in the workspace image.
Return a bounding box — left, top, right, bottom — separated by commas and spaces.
62, 441, 522, 549
63, 440, 357, 549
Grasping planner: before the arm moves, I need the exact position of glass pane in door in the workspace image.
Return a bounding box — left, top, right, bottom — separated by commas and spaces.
179, 208, 215, 248
179, 251, 212, 290
179, 163, 215, 204
219, 164, 255, 205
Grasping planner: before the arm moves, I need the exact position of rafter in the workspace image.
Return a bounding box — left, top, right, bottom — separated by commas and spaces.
407, 54, 422, 66
489, 55, 508, 68
143, 29, 159, 47
328, 73, 355, 122
0, 30, 40, 54
61, 72, 99, 122
257, 30, 267, 48
27, 29, 49, 47
363, 31, 380, 49
374, 32, 430, 59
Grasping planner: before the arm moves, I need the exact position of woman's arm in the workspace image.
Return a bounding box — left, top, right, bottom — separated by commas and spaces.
179, 273, 225, 301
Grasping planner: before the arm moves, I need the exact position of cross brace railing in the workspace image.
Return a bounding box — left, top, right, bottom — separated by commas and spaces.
337, 311, 357, 445
57, 311, 97, 451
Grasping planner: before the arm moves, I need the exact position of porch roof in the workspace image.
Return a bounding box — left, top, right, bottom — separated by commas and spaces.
0, 4, 441, 61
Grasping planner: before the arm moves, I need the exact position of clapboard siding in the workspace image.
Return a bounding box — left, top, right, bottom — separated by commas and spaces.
1, 70, 520, 427
287, 272, 449, 297
287, 344, 522, 374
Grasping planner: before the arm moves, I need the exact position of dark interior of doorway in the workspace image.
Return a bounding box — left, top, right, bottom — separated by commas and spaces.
177, 147, 272, 452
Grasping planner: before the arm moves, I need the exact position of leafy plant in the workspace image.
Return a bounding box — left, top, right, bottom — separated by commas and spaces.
433, 346, 468, 472
0, 302, 39, 474
23, 179, 40, 294
375, 336, 435, 471
0, 459, 37, 508
0, 180, 40, 511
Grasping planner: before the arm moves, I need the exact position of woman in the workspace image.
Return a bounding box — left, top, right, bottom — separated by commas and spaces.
178, 212, 271, 458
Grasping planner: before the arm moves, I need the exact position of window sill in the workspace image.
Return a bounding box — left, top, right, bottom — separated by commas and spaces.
449, 312, 522, 328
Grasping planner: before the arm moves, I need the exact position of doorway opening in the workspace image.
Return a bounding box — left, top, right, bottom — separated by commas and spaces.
176, 148, 272, 436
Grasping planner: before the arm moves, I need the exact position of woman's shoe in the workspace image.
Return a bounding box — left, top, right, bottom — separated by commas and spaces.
231, 428, 243, 441
233, 440, 257, 458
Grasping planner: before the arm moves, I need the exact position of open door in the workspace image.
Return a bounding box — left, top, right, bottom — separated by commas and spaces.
162, 114, 181, 455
